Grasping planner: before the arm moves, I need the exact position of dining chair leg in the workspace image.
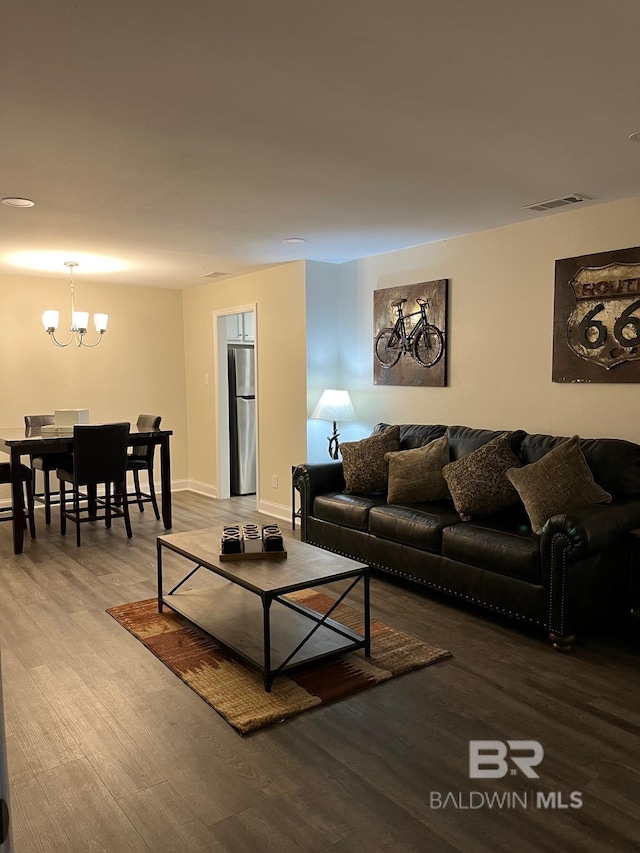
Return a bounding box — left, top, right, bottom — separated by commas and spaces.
148, 471, 160, 520
25, 478, 36, 539
74, 487, 81, 547
88, 485, 98, 519
120, 481, 133, 539
105, 483, 112, 529
60, 480, 67, 535
43, 470, 52, 525
133, 469, 144, 512
15, 488, 27, 531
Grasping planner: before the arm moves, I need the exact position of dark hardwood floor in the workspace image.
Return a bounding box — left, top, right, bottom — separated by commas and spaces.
1, 492, 638, 852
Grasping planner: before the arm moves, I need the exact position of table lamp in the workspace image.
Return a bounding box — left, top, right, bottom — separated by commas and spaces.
311, 389, 356, 459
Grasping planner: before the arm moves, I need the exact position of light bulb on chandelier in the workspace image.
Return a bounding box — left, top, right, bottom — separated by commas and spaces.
42, 261, 109, 348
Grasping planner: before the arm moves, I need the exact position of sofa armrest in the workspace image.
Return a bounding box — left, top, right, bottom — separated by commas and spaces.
540, 497, 640, 641
293, 462, 346, 538
541, 497, 640, 560
293, 462, 345, 502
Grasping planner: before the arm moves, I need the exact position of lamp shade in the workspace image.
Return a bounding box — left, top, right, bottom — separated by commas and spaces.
94, 313, 109, 333
311, 389, 356, 422
42, 310, 59, 331
72, 310, 89, 332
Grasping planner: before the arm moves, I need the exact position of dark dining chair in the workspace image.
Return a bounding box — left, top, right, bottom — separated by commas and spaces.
24, 414, 73, 525
0, 463, 36, 540
127, 414, 161, 519
57, 422, 132, 546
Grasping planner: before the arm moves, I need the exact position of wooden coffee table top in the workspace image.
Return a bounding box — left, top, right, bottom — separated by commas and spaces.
158, 527, 367, 595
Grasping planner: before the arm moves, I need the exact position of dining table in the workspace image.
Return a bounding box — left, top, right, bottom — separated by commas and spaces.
0, 424, 173, 554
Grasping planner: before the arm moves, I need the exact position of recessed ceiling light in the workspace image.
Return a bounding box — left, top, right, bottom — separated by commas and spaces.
283, 237, 307, 244
2, 197, 35, 208
629, 131, 640, 143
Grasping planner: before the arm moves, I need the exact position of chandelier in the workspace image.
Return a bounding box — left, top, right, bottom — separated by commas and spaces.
42, 261, 109, 348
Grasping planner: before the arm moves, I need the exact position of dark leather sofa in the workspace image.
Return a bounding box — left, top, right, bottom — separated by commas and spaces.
293, 424, 640, 648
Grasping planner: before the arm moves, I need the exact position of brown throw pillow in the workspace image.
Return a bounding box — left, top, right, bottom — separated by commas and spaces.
384, 437, 450, 505
442, 431, 522, 520
506, 435, 612, 534
340, 425, 400, 494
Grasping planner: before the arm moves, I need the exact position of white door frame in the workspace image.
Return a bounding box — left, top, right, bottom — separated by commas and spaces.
213, 304, 258, 503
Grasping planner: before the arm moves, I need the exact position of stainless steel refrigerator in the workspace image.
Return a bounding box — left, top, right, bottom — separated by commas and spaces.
228, 345, 256, 495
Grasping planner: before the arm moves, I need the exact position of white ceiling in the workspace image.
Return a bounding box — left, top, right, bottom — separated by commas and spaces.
3, 0, 640, 289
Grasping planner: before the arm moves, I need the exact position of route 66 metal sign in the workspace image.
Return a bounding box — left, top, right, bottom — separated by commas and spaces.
567, 262, 640, 369
553, 247, 640, 383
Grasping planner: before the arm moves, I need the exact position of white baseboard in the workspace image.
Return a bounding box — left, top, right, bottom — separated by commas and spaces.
257, 498, 292, 524
2, 483, 290, 522
0, 478, 191, 511
184, 480, 218, 498
168, 479, 190, 493
184, 482, 290, 524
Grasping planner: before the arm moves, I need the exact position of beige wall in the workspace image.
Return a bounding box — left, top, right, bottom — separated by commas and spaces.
6, 194, 639, 518
181, 262, 307, 516
339, 196, 640, 443
0, 273, 188, 496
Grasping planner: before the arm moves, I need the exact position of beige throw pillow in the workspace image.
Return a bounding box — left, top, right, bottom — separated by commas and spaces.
506, 435, 612, 534
384, 437, 450, 505
442, 431, 522, 520
339, 425, 400, 494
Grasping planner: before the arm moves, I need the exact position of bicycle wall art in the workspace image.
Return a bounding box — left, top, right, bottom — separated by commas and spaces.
373, 279, 448, 387
552, 245, 640, 383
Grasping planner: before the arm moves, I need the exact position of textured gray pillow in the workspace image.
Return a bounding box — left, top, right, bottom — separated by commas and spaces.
340, 425, 400, 494
384, 436, 450, 505
442, 431, 522, 520
507, 435, 612, 534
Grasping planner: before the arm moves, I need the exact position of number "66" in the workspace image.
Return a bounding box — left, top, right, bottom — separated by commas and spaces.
578, 298, 640, 349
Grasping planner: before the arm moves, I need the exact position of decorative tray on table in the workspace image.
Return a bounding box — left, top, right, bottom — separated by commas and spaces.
219, 523, 287, 561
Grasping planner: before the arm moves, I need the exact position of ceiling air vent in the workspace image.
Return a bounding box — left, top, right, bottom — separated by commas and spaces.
523, 194, 590, 213
201, 271, 229, 279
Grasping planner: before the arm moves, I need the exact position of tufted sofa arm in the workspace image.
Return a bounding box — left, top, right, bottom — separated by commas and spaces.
541, 497, 640, 562
293, 462, 346, 536
540, 497, 640, 645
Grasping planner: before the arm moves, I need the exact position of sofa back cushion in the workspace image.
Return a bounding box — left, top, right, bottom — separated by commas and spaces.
445, 425, 526, 461
521, 434, 640, 496
373, 423, 447, 450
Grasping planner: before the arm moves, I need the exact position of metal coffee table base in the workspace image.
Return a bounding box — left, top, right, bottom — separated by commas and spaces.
157, 532, 371, 692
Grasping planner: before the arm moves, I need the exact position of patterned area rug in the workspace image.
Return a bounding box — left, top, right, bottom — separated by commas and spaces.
107, 590, 452, 735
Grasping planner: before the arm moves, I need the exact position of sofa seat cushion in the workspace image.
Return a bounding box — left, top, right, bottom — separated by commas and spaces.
441, 518, 541, 583
368, 502, 462, 552
313, 492, 387, 532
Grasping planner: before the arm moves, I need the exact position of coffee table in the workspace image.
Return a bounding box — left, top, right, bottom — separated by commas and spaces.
157, 527, 371, 691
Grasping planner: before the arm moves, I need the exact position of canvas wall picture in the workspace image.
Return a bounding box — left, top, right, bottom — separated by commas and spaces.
552, 246, 640, 383
373, 280, 448, 387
